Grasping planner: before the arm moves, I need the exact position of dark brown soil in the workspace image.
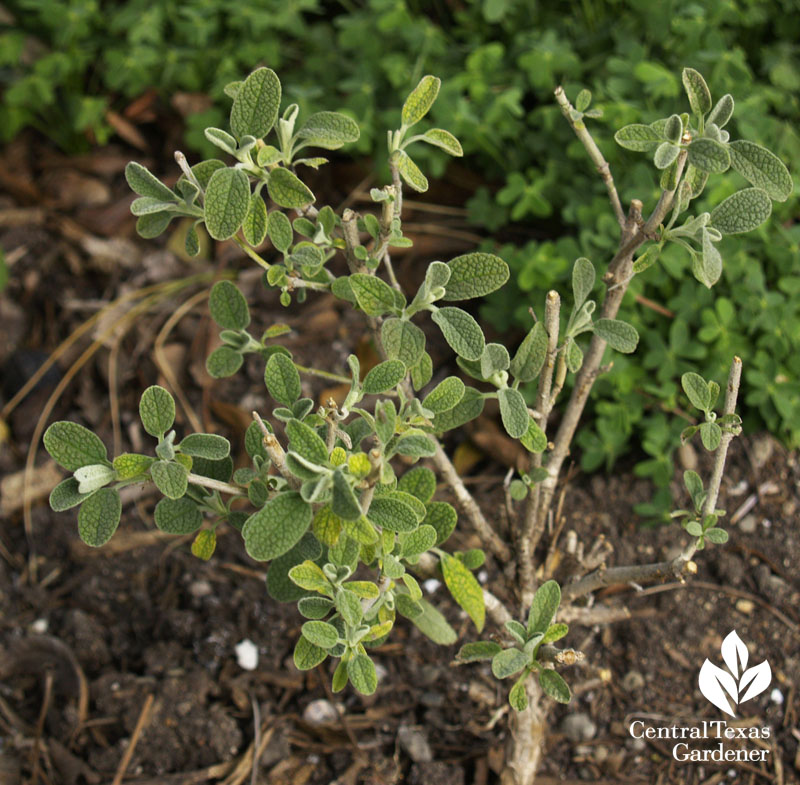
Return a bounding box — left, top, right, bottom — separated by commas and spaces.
1, 135, 798, 785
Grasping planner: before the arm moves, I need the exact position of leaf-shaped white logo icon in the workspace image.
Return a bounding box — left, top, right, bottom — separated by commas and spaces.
698, 630, 771, 717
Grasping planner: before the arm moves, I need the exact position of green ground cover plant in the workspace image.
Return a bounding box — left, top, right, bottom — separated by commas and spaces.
4, 1, 798, 510
42, 66, 790, 784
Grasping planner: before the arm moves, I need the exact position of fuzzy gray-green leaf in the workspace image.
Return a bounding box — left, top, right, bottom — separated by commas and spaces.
50, 477, 95, 511
411, 598, 457, 645
402, 75, 441, 127
432, 307, 485, 361
423, 377, 465, 414
286, 418, 328, 466
492, 648, 529, 679
230, 67, 281, 139
267, 210, 293, 254
528, 579, 561, 635
593, 319, 639, 353
498, 388, 529, 439
392, 149, 428, 192
614, 124, 661, 152
441, 553, 485, 632
350, 274, 398, 317
431, 386, 485, 432
520, 416, 547, 453
209, 281, 250, 330
347, 653, 378, 695
206, 346, 243, 378
297, 111, 360, 150
267, 167, 315, 209
707, 94, 734, 128
539, 669, 571, 703
243, 491, 312, 561
363, 360, 406, 394
242, 193, 268, 246
510, 322, 548, 382
367, 496, 419, 533
293, 635, 327, 670
688, 138, 730, 174
443, 252, 509, 301
43, 421, 108, 471
139, 385, 175, 438
301, 621, 339, 649
154, 496, 202, 534
381, 318, 425, 368
265, 353, 301, 407
398, 467, 437, 504
125, 162, 176, 202
204, 167, 250, 241
696, 228, 722, 287
420, 128, 463, 156
710, 187, 772, 235
654, 141, 680, 170
728, 140, 793, 202
150, 460, 189, 499
681, 372, 710, 412
77, 487, 121, 547
178, 433, 231, 461
458, 641, 502, 662
682, 68, 712, 116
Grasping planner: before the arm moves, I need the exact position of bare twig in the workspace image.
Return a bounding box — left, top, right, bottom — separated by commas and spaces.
341, 209, 365, 274
111, 693, 154, 785
554, 86, 625, 228
430, 442, 512, 563
252, 412, 301, 489
563, 357, 742, 602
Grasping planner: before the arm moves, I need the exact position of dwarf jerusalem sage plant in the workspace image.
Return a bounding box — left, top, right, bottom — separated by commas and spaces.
44, 67, 790, 784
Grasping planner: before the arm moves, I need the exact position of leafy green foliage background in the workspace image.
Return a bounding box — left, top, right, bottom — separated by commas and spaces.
5, 0, 798, 513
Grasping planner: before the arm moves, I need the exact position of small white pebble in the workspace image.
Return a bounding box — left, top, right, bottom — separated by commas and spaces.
423, 578, 441, 594
478, 569, 488, 584
770, 688, 784, 704
303, 699, 338, 725
235, 639, 259, 671
31, 618, 48, 634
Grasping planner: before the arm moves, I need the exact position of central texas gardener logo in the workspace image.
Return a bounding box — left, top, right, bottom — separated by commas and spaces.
698, 630, 771, 717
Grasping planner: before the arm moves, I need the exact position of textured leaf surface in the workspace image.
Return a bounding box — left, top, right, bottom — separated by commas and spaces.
688, 138, 730, 174
206, 346, 243, 378
350, 274, 398, 317
539, 669, 571, 703
112, 453, 153, 481
443, 253, 509, 301
267, 534, 323, 602
367, 497, 418, 532
411, 598, 457, 644
242, 194, 268, 245
178, 433, 231, 461
267, 210, 293, 253
394, 433, 436, 458
397, 467, 436, 504
710, 188, 772, 234
381, 318, 425, 368
654, 141, 680, 169
480, 343, 510, 377
363, 360, 406, 394
509, 676, 529, 711
420, 128, 463, 156
265, 353, 301, 407
458, 641, 502, 662
151, 460, 189, 499
682, 372, 711, 411
614, 124, 661, 151
528, 580, 561, 636
332, 469, 362, 521
267, 167, 315, 208
136, 212, 173, 238
432, 307, 485, 361
729, 140, 793, 201
402, 75, 440, 127
43, 421, 107, 471
139, 385, 175, 438
571, 257, 595, 309
520, 417, 547, 454
154, 497, 202, 534
191, 529, 216, 560
697, 228, 723, 287
707, 94, 734, 128
73, 464, 115, 494
431, 386, 485, 432
297, 111, 359, 149
301, 621, 339, 649
49, 477, 94, 511
243, 491, 312, 561
230, 67, 281, 139
510, 322, 548, 382
77, 487, 121, 547
498, 387, 529, 439
293, 635, 327, 670
347, 653, 378, 695
125, 162, 176, 201
204, 167, 250, 241
594, 319, 639, 353
392, 149, 428, 192
423, 376, 465, 414
286, 419, 328, 466
441, 553, 485, 632
682, 68, 712, 115
289, 559, 333, 594
492, 648, 529, 679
